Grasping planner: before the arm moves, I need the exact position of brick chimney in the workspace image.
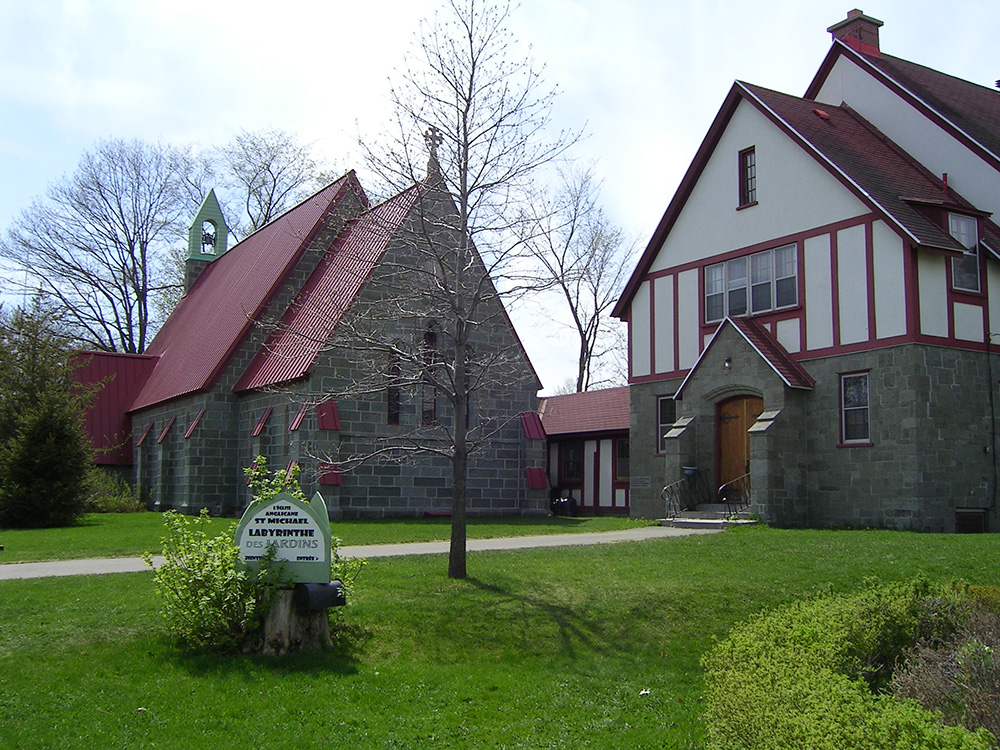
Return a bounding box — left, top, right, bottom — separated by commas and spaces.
827, 9, 883, 57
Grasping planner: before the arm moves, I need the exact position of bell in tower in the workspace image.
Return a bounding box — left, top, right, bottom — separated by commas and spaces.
185, 189, 230, 291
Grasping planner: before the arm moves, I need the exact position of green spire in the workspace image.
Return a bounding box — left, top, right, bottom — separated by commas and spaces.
187, 189, 229, 261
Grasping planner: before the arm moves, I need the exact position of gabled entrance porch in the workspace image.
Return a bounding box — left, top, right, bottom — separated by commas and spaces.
657, 317, 815, 527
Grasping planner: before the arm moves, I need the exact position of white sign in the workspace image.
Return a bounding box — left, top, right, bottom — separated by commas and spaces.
235, 492, 332, 583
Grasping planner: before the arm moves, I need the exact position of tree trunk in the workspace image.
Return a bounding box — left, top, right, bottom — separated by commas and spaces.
448, 447, 468, 579
255, 589, 332, 655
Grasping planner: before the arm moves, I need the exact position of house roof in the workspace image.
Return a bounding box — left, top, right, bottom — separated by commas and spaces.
538, 386, 630, 437
614, 66, 995, 320
807, 40, 1000, 167
675, 317, 815, 399
130, 172, 366, 411
234, 184, 423, 392
741, 81, 976, 253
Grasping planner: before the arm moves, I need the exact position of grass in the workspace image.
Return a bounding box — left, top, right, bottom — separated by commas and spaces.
0, 512, 647, 563
1, 526, 999, 748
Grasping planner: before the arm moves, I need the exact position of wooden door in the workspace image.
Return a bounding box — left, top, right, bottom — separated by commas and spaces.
717, 395, 763, 487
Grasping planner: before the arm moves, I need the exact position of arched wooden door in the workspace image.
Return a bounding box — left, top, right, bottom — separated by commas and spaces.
716, 395, 763, 488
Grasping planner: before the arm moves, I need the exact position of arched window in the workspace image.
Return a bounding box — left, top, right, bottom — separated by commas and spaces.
422, 330, 438, 425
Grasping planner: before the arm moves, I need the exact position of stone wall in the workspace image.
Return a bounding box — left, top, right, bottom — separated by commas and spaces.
629, 336, 1000, 532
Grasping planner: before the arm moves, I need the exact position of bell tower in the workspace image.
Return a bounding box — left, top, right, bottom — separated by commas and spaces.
186, 189, 229, 290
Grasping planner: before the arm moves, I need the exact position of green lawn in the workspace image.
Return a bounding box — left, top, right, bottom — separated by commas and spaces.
0, 512, 647, 563
2, 526, 999, 749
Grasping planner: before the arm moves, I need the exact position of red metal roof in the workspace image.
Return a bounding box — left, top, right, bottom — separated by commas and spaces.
538, 386, 630, 437
76, 351, 158, 465
130, 173, 366, 411
234, 185, 422, 392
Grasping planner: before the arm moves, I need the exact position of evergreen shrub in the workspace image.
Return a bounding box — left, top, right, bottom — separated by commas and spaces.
701, 579, 995, 750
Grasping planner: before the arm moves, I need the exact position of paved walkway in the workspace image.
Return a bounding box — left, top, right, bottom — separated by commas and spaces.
0, 525, 717, 580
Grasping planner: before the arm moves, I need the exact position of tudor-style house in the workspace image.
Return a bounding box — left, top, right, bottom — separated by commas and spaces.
614, 11, 1000, 532
80, 162, 548, 518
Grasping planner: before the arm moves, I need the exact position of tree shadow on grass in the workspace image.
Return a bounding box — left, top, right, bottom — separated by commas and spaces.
163, 621, 373, 677
466, 576, 630, 661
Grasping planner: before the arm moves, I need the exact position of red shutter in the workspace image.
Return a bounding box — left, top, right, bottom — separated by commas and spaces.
525, 467, 548, 489
252, 407, 273, 437
520, 412, 546, 440
318, 462, 342, 486
316, 401, 340, 430
156, 416, 176, 444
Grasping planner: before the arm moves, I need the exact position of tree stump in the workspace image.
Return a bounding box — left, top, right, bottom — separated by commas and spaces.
257, 588, 332, 655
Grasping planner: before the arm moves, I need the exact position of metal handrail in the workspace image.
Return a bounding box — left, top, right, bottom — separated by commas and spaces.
661, 471, 713, 517
717, 473, 752, 514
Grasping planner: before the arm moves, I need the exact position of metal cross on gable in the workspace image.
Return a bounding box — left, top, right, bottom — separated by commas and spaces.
424, 125, 444, 156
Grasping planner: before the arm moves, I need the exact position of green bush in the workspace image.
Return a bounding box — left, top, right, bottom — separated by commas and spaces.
701, 579, 995, 750
84, 469, 145, 513
148, 458, 365, 652
146, 510, 281, 652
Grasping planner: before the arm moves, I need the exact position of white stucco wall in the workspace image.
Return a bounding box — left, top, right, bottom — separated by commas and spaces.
804, 233, 834, 350
598, 438, 613, 508
653, 275, 675, 373
918, 253, 948, 337
814, 55, 1000, 219
630, 280, 651, 377
677, 269, 700, 370
954, 302, 984, 342
872, 220, 907, 340
649, 99, 869, 273
837, 224, 869, 345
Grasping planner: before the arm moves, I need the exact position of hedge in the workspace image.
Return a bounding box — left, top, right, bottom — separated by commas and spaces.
701, 579, 996, 750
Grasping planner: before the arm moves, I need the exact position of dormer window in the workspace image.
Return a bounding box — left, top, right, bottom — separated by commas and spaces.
949, 213, 980, 293
738, 147, 757, 207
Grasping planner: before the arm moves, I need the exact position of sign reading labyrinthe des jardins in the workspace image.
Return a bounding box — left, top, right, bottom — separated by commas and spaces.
234, 492, 332, 584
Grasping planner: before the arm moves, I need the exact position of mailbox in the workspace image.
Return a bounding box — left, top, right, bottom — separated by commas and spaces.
293, 580, 346, 611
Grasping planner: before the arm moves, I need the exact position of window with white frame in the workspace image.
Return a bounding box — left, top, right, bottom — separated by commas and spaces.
657, 395, 677, 453
840, 372, 871, 444
949, 213, 980, 293
705, 244, 797, 323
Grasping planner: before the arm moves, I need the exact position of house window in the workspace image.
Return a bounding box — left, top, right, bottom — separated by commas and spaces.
705, 244, 797, 323
615, 438, 630, 481
949, 213, 980, 293
841, 372, 871, 444
738, 147, 756, 207
657, 395, 677, 453
560, 441, 583, 483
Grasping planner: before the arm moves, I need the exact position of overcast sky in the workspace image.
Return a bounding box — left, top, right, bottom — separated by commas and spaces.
0, 0, 995, 393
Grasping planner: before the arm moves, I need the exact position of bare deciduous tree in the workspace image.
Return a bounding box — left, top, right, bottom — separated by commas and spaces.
0, 139, 208, 353
217, 128, 327, 239
347, 0, 578, 579
522, 167, 633, 392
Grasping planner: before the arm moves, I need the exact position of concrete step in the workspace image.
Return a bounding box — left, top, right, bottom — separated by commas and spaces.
659, 516, 759, 530
659, 504, 758, 530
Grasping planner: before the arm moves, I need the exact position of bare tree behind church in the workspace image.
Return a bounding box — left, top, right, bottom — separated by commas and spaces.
1, 131, 326, 353
345, 0, 579, 579
0, 139, 208, 353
